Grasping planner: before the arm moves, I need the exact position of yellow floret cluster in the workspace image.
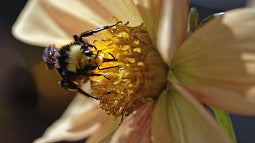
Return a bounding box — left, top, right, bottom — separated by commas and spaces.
90, 23, 167, 118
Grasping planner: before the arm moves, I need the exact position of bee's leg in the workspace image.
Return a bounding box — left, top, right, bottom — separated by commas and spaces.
95, 50, 118, 65
89, 73, 110, 80
86, 43, 97, 50
74, 22, 121, 44
95, 50, 101, 57
59, 78, 97, 99
107, 52, 117, 60
103, 54, 118, 62
73, 34, 80, 42
96, 64, 119, 71
73, 35, 97, 51
80, 21, 122, 38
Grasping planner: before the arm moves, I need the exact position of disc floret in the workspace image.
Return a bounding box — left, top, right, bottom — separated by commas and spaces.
90, 23, 168, 117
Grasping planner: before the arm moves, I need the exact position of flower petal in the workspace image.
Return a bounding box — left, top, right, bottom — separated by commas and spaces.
34, 95, 99, 143
133, 0, 162, 45
110, 102, 153, 143
170, 8, 255, 115
86, 116, 120, 143
157, 0, 188, 65
40, 0, 115, 34
12, 0, 69, 47
152, 84, 230, 143
99, 0, 143, 26
12, 0, 120, 47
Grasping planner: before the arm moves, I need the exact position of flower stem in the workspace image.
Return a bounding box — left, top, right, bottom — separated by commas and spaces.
212, 107, 237, 143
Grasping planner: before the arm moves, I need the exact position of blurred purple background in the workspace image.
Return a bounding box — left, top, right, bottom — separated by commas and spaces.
0, 0, 254, 143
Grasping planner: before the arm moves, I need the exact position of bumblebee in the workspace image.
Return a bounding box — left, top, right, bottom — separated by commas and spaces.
42, 22, 121, 99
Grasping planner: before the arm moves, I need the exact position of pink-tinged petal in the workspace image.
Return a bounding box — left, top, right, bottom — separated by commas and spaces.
40, 0, 116, 35
34, 95, 99, 143
133, 0, 162, 44
99, 0, 143, 26
86, 116, 120, 143
110, 102, 154, 143
152, 85, 230, 143
170, 8, 255, 115
157, 0, 188, 65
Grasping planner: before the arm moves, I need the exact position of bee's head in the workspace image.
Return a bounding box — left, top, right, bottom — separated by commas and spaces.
42, 44, 60, 70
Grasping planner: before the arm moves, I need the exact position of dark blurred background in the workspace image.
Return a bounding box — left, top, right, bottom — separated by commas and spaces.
0, 0, 76, 142
0, 0, 254, 143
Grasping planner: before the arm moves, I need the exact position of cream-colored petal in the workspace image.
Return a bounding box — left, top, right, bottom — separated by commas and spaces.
170, 8, 255, 115
99, 0, 143, 26
133, 0, 162, 45
34, 95, 99, 143
94, 131, 115, 143
110, 102, 153, 143
12, 0, 118, 47
86, 116, 120, 143
152, 84, 230, 143
12, 0, 69, 47
157, 0, 188, 65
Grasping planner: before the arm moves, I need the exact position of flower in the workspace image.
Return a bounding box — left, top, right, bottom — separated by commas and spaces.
12, 0, 255, 142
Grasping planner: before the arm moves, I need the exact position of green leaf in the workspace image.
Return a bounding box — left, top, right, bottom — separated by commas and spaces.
187, 7, 199, 35
212, 107, 237, 143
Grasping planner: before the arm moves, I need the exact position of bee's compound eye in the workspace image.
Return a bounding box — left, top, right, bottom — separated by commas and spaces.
84, 50, 93, 56
42, 45, 60, 69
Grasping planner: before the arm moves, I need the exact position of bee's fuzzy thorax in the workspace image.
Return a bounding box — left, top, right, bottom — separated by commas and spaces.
65, 44, 87, 72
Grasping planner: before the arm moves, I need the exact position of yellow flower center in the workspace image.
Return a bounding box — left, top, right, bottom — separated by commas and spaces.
90, 23, 167, 118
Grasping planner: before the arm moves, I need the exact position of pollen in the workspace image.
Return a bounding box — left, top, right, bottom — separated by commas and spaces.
90, 23, 168, 118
